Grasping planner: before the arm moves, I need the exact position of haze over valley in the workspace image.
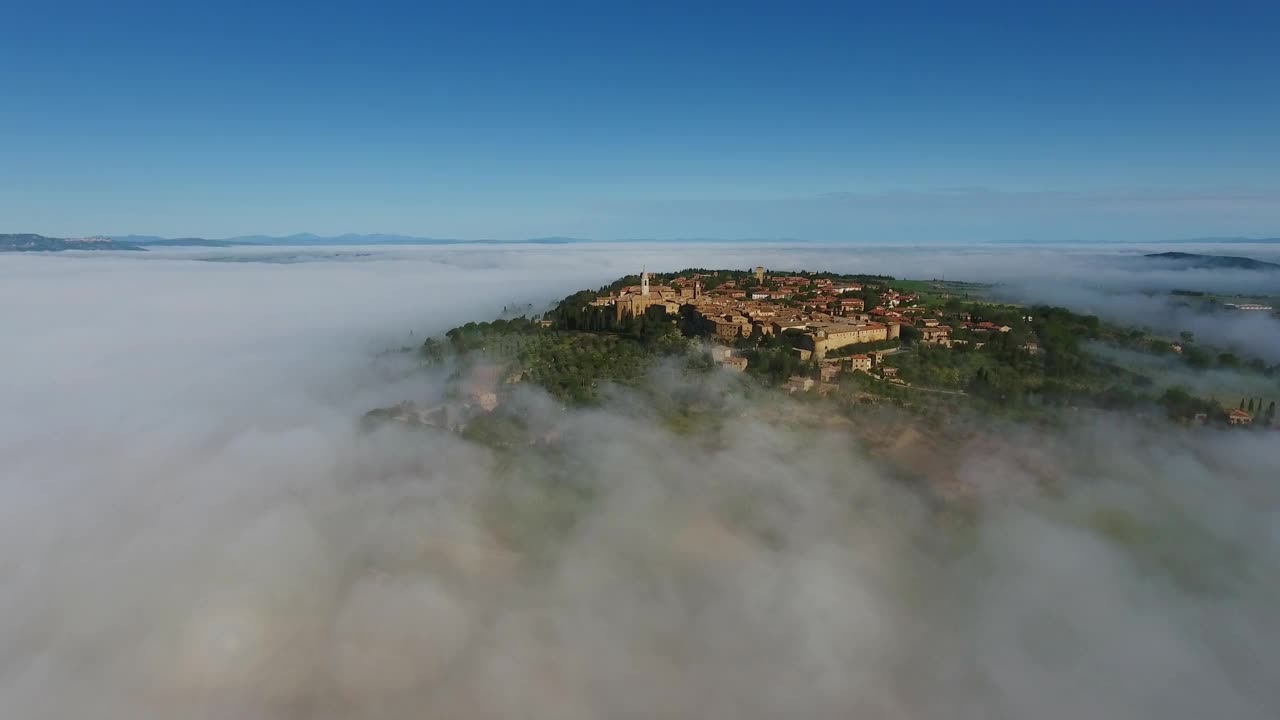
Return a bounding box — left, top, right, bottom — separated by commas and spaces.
3, 242, 1279, 718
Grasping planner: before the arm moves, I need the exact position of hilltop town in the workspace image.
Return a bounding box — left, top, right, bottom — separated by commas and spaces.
596, 266, 901, 355
366, 264, 1280, 443
585, 265, 1014, 388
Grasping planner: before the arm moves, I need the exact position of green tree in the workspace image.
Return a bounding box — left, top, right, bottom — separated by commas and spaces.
1184, 346, 1213, 369
1160, 386, 1214, 421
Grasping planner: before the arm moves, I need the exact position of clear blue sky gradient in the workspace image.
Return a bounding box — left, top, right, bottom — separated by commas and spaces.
3, 0, 1278, 241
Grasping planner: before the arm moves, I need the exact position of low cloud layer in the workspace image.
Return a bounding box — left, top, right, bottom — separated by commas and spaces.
2, 244, 1278, 718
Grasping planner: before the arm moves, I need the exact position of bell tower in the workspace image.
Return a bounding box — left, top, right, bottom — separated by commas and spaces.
641, 268, 650, 297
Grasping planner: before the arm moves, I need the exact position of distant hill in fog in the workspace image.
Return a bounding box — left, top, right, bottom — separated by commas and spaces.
111, 236, 243, 247
205, 233, 591, 246
3, 233, 594, 251
11, 232, 1280, 252
1144, 251, 1280, 271
120, 233, 591, 246
1, 234, 145, 252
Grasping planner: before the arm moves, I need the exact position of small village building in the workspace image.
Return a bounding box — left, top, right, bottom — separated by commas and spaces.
784, 376, 815, 393
919, 326, 953, 347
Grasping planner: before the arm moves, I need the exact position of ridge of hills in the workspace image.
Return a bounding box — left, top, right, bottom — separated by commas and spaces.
1142, 251, 1280, 271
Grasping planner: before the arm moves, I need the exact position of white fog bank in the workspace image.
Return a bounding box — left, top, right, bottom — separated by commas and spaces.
2, 244, 1277, 719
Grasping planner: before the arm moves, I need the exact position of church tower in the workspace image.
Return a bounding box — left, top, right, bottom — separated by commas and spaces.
641, 269, 650, 297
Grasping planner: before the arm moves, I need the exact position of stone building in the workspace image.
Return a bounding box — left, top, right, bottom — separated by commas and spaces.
614, 270, 653, 322
679, 279, 703, 300
784, 376, 815, 393
802, 322, 890, 359
612, 270, 681, 322
919, 325, 952, 347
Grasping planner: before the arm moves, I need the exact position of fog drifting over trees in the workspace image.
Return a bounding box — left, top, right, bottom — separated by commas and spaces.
2, 243, 1278, 719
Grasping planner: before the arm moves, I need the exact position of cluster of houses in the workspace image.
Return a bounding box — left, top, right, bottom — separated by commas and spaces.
592, 265, 980, 377
666, 270, 1021, 358
782, 350, 901, 397
592, 265, 1029, 396
596, 268, 911, 360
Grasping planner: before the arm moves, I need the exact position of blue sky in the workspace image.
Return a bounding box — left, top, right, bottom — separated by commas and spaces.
2, 0, 1278, 241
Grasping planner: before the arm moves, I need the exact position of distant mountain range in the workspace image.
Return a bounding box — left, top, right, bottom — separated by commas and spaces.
1143, 251, 1280, 271
1, 233, 592, 252
0, 234, 146, 252
4, 233, 815, 252
110, 233, 593, 246
7, 232, 1280, 255
110, 236, 242, 247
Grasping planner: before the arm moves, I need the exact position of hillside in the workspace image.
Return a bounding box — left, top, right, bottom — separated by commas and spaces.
374, 268, 1278, 437
1144, 251, 1280, 271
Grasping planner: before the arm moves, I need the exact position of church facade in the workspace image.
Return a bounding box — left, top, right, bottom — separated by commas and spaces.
611, 270, 685, 322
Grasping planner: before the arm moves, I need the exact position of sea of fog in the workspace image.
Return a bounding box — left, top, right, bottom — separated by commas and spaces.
2, 242, 1278, 719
